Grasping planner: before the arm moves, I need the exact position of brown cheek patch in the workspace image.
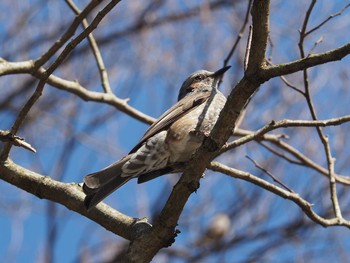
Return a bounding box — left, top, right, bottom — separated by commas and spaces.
190, 82, 201, 90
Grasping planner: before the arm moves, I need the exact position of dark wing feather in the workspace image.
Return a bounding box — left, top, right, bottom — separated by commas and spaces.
130, 90, 211, 153
83, 155, 132, 210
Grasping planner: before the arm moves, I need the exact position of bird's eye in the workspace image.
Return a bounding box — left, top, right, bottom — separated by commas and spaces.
194, 75, 204, 81
187, 86, 195, 92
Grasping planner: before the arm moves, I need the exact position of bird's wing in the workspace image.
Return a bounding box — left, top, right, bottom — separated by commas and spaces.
130, 90, 211, 153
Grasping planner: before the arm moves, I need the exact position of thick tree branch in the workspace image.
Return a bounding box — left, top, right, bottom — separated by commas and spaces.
262, 42, 350, 79
0, 159, 151, 240
123, 1, 271, 262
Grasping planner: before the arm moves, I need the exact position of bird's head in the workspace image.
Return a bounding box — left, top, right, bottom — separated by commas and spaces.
177, 66, 231, 101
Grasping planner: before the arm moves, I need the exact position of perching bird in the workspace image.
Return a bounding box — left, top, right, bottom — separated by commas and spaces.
83, 66, 230, 210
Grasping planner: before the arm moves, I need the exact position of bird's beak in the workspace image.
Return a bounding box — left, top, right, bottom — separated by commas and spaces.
211, 65, 231, 78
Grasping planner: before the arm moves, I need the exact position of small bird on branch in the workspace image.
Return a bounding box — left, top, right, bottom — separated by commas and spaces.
83, 66, 231, 210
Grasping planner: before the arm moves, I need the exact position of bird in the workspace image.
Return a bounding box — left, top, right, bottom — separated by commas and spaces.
83, 66, 231, 210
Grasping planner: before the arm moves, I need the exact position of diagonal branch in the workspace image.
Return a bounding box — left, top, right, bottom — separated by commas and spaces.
220, 117, 350, 185
245, 155, 294, 193
34, 0, 104, 69
306, 3, 350, 36
65, 0, 113, 94
0, 159, 149, 240
123, 1, 271, 262
209, 162, 350, 228
1, 0, 123, 160
0, 130, 36, 153
0, 59, 155, 125
298, 0, 343, 221
218, 0, 253, 85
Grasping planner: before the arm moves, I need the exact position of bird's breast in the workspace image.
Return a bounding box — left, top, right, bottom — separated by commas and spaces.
166, 92, 226, 163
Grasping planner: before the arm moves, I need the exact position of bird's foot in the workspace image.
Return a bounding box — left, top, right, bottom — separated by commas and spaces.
203, 136, 219, 152
165, 229, 181, 247
190, 130, 209, 139
190, 130, 219, 152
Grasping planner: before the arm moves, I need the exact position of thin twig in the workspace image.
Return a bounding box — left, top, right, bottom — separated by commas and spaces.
280, 75, 304, 95
219, 0, 252, 84
267, 35, 274, 61
246, 155, 295, 193
209, 162, 350, 228
1, 0, 122, 160
299, 0, 343, 220
33, 0, 104, 69
258, 141, 302, 165
306, 3, 350, 36
233, 129, 347, 185
324, 136, 343, 218
0, 59, 155, 125
244, 25, 253, 71
65, 0, 113, 94
308, 35, 323, 55
219, 116, 350, 185
0, 80, 45, 160
298, 0, 316, 52
0, 130, 36, 153
265, 60, 304, 95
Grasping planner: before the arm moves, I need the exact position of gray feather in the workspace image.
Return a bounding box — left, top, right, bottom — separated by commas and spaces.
83, 155, 132, 210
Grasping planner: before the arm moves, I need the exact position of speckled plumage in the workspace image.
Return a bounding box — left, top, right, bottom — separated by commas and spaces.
83, 66, 230, 209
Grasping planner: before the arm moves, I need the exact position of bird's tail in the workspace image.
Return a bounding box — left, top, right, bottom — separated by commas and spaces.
83, 155, 132, 210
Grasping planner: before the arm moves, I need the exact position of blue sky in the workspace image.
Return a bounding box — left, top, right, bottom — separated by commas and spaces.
1, 1, 350, 262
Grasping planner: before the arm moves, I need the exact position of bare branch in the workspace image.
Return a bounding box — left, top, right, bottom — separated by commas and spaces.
220, 116, 350, 185
233, 129, 350, 185
223, 115, 350, 152
34, 0, 104, 69
245, 155, 294, 193
258, 141, 302, 165
306, 3, 350, 36
262, 42, 350, 80
209, 162, 350, 228
1, 0, 123, 160
0, 159, 149, 240
0, 59, 155, 125
0, 130, 36, 153
0, 78, 45, 160
308, 35, 323, 55
244, 25, 253, 71
65, 0, 113, 94
298, 0, 344, 221
219, 0, 252, 84
324, 136, 343, 218
124, 1, 272, 261
265, 60, 304, 95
